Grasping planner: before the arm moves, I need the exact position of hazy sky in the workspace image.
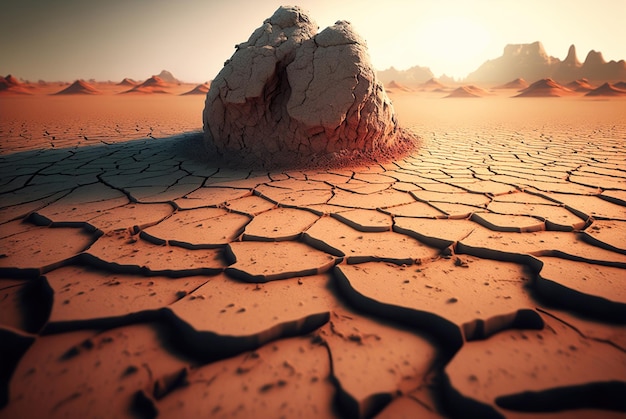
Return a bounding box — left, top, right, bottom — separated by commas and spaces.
1, 0, 625, 82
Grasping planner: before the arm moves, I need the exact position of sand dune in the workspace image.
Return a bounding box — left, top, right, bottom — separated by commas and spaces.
418, 77, 448, 91
495, 78, 529, 89
53, 80, 101, 95
566, 78, 594, 92
445, 85, 490, 98
585, 82, 626, 97
122, 76, 170, 94
615, 81, 626, 90
385, 80, 412, 93
181, 82, 211, 95
117, 78, 138, 87
0, 74, 32, 95
514, 78, 575, 97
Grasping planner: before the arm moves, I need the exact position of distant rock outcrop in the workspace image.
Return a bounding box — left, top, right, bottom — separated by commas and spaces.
585, 82, 626, 97
203, 6, 411, 168
580, 51, 626, 82
466, 42, 557, 85
122, 76, 170, 94
54, 80, 101, 95
514, 78, 574, 97
553, 44, 582, 82
156, 70, 179, 84
466, 42, 626, 84
377, 65, 434, 86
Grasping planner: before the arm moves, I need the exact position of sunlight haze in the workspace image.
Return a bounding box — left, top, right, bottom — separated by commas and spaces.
1, 0, 624, 82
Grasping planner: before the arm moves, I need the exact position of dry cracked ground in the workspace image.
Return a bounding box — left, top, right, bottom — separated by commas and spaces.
1, 125, 626, 418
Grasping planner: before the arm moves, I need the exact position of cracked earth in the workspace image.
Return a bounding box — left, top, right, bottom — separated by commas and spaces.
1, 96, 625, 418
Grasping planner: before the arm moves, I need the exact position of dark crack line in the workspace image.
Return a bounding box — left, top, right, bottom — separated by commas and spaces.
536, 307, 626, 353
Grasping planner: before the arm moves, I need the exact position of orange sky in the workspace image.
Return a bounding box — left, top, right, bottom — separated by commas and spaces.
1, 0, 625, 82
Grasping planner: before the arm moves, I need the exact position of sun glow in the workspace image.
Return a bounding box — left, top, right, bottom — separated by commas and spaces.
413, 15, 491, 79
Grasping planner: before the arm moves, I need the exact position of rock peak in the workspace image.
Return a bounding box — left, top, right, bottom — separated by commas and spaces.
563, 44, 581, 66
583, 50, 606, 66
503, 41, 548, 58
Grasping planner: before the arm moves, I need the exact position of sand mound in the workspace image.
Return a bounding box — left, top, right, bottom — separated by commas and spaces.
514, 78, 574, 97
117, 78, 138, 86
566, 78, 594, 92
53, 80, 101, 95
0, 74, 32, 94
495, 78, 529, 89
385, 80, 412, 92
445, 85, 490, 98
614, 81, 626, 90
181, 83, 211, 95
122, 76, 170, 94
585, 82, 626, 97
419, 77, 448, 91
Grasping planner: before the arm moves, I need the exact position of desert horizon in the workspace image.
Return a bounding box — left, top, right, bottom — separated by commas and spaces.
3, 39, 626, 86
1, 2, 626, 418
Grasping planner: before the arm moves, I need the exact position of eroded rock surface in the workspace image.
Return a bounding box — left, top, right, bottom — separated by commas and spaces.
203, 6, 406, 168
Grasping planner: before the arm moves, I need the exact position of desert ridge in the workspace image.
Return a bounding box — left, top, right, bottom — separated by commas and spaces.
0, 70, 211, 96
5, 73, 624, 98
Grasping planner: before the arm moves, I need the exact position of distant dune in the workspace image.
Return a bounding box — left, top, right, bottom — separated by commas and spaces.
53, 80, 101, 95
0, 74, 32, 94
495, 78, 529, 90
181, 82, 211, 95
585, 82, 626, 97
117, 78, 138, 87
122, 76, 170, 94
385, 80, 412, 93
614, 81, 626, 90
566, 78, 594, 92
418, 78, 448, 92
445, 85, 490, 98
514, 78, 575, 97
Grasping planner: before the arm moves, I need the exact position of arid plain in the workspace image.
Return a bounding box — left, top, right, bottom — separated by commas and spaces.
1, 79, 626, 418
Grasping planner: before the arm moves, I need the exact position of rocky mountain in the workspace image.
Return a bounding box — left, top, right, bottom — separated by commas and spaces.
377, 65, 434, 86
466, 42, 626, 84
156, 70, 179, 84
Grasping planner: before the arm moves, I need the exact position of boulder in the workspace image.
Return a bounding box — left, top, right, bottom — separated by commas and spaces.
202, 6, 411, 168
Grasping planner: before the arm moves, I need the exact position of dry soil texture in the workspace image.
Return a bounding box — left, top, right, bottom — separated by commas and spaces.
1, 93, 626, 418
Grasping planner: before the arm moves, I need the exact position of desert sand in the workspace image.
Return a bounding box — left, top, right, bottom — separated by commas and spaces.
1, 82, 626, 418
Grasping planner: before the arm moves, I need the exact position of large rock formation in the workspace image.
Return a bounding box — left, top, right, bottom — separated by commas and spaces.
465, 42, 558, 85
466, 42, 626, 85
377, 65, 435, 86
203, 6, 409, 168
